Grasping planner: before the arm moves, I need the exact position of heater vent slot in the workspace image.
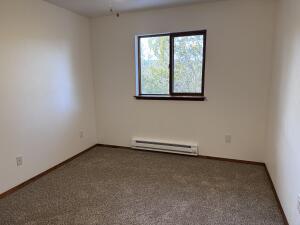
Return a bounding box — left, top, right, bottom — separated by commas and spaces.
132, 138, 198, 156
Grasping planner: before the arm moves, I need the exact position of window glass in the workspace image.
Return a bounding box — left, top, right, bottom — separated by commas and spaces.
140, 36, 170, 95
173, 35, 204, 93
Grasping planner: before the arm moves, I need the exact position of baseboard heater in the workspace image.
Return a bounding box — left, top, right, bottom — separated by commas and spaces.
131, 138, 198, 156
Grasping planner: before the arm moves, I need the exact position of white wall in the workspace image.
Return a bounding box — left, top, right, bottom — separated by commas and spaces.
92, 0, 275, 162
266, 0, 300, 224
0, 0, 97, 194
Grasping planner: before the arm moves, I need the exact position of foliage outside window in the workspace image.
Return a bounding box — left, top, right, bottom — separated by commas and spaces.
136, 30, 207, 100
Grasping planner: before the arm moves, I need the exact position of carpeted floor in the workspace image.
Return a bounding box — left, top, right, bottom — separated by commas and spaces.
0, 146, 284, 225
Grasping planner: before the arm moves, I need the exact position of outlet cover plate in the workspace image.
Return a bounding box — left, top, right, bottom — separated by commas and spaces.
16, 156, 23, 166
80, 131, 84, 138
225, 135, 232, 144
297, 195, 300, 214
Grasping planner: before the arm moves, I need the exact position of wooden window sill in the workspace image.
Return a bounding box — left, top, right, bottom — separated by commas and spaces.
134, 95, 207, 101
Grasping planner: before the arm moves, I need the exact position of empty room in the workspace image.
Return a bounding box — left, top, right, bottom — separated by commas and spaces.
0, 0, 299, 224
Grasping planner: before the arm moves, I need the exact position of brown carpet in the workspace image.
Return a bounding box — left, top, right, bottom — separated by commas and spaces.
0, 146, 284, 225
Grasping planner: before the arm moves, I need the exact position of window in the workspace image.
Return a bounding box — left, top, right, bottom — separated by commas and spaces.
136, 30, 207, 101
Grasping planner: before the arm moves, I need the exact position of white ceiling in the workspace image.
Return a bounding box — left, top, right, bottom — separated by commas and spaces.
45, 0, 215, 18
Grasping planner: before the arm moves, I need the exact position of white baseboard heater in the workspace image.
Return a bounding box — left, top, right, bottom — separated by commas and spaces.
131, 138, 198, 156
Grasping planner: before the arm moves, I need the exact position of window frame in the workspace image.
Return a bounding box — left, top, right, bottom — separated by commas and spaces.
135, 30, 207, 101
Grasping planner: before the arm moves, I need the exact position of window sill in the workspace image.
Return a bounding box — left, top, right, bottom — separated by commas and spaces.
134, 95, 207, 101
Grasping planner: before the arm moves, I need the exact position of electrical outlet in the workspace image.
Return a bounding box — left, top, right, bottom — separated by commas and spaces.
80, 131, 84, 139
16, 156, 23, 167
225, 135, 232, 144
297, 194, 300, 214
